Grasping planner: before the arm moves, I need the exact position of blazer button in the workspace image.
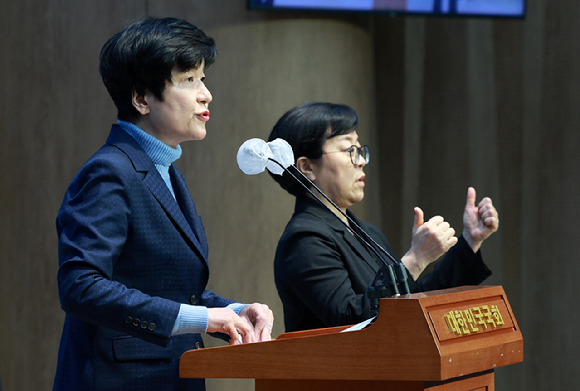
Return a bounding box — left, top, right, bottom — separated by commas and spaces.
148, 323, 156, 332
189, 295, 198, 305
124, 316, 133, 324
141, 321, 148, 329
133, 318, 140, 327
195, 342, 202, 349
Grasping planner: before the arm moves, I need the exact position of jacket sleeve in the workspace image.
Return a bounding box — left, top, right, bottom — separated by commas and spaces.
415, 236, 492, 291
200, 290, 236, 308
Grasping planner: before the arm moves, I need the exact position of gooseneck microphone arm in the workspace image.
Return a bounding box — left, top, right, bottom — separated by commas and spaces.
274, 162, 393, 264
268, 159, 411, 307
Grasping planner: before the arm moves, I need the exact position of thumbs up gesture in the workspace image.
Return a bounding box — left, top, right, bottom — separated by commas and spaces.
402, 207, 458, 280
462, 187, 500, 253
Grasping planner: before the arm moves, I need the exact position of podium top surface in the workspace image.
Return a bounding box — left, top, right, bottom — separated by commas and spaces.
180, 286, 523, 381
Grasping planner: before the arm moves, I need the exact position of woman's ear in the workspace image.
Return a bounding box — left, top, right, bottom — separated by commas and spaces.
296, 157, 316, 181
132, 89, 150, 115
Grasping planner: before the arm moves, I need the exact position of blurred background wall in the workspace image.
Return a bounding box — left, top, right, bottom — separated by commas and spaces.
0, 0, 577, 390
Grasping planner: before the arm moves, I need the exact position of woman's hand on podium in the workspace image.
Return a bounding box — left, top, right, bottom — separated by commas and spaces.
240, 303, 274, 342
207, 303, 274, 345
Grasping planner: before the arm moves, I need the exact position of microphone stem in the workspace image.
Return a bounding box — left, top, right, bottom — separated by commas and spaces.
269, 159, 396, 267
268, 158, 410, 301
270, 159, 399, 266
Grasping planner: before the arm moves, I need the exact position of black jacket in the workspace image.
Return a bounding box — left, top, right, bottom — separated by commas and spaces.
274, 196, 492, 332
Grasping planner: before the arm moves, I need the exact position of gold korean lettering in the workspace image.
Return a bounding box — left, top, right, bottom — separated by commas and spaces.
454, 310, 469, 335
471, 306, 488, 330
481, 305, 496, 328
490, 305, 505, 326
444, 304, 505, 336
445, 312, 461, 335
463, 308, 480, 333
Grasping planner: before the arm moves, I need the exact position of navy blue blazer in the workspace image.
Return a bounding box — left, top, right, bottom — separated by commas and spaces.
53, 125, 233, 391
274, 196, 492, 332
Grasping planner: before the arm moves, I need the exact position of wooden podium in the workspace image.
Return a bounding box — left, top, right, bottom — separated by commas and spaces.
180, 286, 523, 390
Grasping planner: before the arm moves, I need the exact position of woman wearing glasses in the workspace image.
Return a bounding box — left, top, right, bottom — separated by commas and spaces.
267, 102, 499, 332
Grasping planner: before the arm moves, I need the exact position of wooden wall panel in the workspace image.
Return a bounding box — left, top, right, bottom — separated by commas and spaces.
0, 1, 373, 391
371, 1, 580, 390
0, 2, 146, 390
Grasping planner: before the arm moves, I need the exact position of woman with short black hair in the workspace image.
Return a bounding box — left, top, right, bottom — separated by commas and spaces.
269, 102, 499, 332
53, 17, 273, 391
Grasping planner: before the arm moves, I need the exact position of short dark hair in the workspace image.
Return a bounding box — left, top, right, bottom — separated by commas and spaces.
267, 102, 359, 196
99, 17, 217, 122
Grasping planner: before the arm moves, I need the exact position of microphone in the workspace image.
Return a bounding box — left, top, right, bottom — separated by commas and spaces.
236, 138, 410, 309
237, 138, 294, 176
236, 138, 271, 175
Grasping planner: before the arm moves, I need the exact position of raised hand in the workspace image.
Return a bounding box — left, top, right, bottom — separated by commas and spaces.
401, 207, 458, 280
462, 187, 499, 253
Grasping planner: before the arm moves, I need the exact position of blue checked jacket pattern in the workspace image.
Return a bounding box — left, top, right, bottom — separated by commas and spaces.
53, 125, 232, 391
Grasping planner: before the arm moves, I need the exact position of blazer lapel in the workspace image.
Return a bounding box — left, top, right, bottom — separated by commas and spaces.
142, 171, 208, 261
170, 165, 209, 262
106, 125, 208, 263
297, 197, 380, 272
335, 218, 382, 272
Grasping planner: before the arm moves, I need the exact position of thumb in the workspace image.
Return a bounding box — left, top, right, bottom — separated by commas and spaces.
413, 207, 424, 227
466, 187, 476, 209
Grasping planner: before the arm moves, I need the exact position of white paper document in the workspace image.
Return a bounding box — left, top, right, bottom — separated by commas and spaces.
340, 316, 377, 332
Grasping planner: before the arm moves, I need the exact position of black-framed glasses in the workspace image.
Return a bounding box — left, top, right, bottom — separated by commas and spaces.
323, 145, 370, 165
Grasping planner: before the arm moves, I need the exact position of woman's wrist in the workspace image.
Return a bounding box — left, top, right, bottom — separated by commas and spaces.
462, 230, 482, 253
401, 252, 425, 280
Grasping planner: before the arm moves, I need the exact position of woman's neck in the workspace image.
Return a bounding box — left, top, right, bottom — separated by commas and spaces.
307, 193, 349, 226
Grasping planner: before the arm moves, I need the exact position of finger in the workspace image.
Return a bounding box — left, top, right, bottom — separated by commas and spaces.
447, 235, 459, 247
240, 332, 253, 344
441, 225, 454, 238
436, 225, 455, 244
250, 316, 270, 340
230, 320, 252, 345
484, 216, 499, 230
480, 207, 497, 220
413, 207, 424, 227
231, 314, 256, 344
241, 303, 270, 339
255, 306, 275, 342
427, 215, 444, 226
466, 187, 476, 209
257, 308, 275, 341
237, 321, 256, 344
480, 204, 499, 224
437, 221, 451, 233
478, 196, 493, 209
259, 322, 273, 342
224, 324, 242, 346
